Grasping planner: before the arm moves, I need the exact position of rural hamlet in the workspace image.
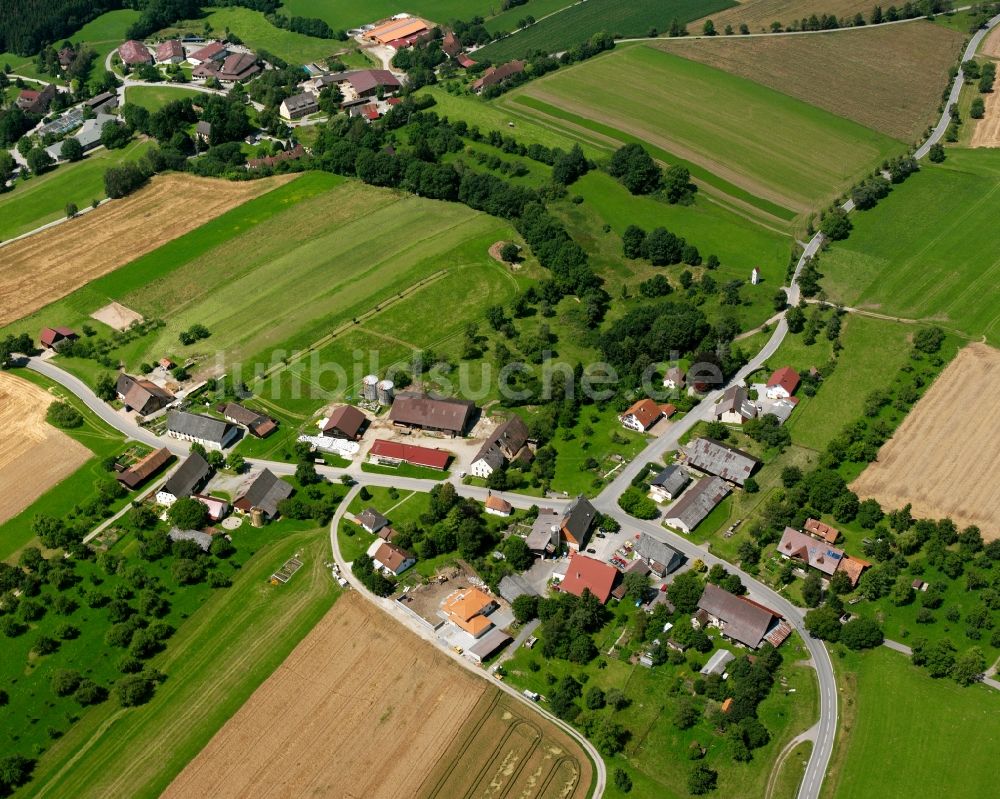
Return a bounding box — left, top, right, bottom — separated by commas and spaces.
2, 3, 997, 799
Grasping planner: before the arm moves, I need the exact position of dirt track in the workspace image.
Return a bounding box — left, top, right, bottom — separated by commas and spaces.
0, 173, 290, 327
851, 343, 1000, 540
0, 372, 90, 524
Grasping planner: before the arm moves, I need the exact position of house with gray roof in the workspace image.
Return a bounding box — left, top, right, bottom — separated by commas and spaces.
470, 415, 532, 478
233, 469, 293, 520
498, 573, 539, 604
560, 495, 597, 551
166, 410, 239, 450
650, 464, 691, 503
714, 385, 757, 424
700, 648, 735, 676
635, 533, 684, 577
684, 438, 760, 486
156, 452, 211, 505
697, 583, 784, 649
357, 507, 389, 534
662, 477, 731, 534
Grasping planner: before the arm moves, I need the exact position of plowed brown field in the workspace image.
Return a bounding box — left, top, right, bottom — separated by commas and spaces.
0, 372, 90, 524
0, 173, 291, 326
852, 343, 1000, 540
165, 592, 591, 799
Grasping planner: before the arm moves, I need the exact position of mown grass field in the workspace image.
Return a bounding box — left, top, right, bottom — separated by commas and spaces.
825, 648, 1000, 799
511, 45, 901, 214
21, 525, 339, 799
475, 0, 736, 62
0, 139, 152, 242
819, 149, 1000, 345
655, 21, 964, 142
124, 85, 204, 111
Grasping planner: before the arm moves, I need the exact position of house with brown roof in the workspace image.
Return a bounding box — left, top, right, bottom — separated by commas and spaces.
804, 518, 839, 544
442, 587, 497, 637
219, 402, 277, 438
117, 447, 173, 490
118, 40, 153, 66
365, 17, 431, 46
58, 47, 75, 70
663, 366, 686, 391
39, 326, 77, 350
116, 373, 175, 416
620, 398, 664, 432
247, 143, 305, 170
308, 69, 401, 101
442, 30, 462, 58
557, 552, 618, 604
16, 83, 57, 114
388, 392, 477, 436
218, 51, 260, 82
187, 41, 228, 65
778, 527, 844, 576
470, 415, 532, 478
371, 541, 415, 575
697, 583, 788, 649
472, 60, 525, 93
322, 405, 367, 440
766, 366, 800, 399
836, 555, 872, 588
156, 40, 185, 63
485, 494, 513, 517
233, 469, 293, 521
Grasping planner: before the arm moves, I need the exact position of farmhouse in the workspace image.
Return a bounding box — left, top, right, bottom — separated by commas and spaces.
168, 527, 213, 551
322, 405, 367, 440
357, 507, 389, 534
280, 92, 318, 120
233, 469, 293, 521
309, 69, 402, 101
118, 39, 153, 66
247, 143, 305, 170
472, 60, 526, 93
367, 439, 450, 470
557, 552, 618, 604
485, 494, 513, 517
662, 476, 731, 534
442, 587, 497, 638
560, 495, 597, 551
619, 398, 664, 432
57, 46, 75, 70
219, 402, 277, 438
805, 518, 840, 544
649, 464, 691, 503
715, 385, 757, 424
635, 532, 684, 577
766, 366, 800, 399
684, 438, 760, 486
218, 52, 260, 82
187, 41, 227, 65
526, 508, 561, 553
116, 447, 172, 490
470, 416, 532, 478
697, 583, 788, 649
116, 373, 175, 416
156, 452, 211, 505
836, 555, 872, 588
371, 541, 414, 575
16, 83, 56, 114
39, 326, 77, 350
388, 392, 477, 436
442, 30, 462, 58
365, 17, 431, 46
156, 40, 185, 63
193, 494, 229, 522
778, 527, 843, 576
166, 410, 239, 450
663, 366, 686, 390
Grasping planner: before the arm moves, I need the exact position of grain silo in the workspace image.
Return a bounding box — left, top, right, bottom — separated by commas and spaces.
362, 374, 379, 402
376, 379, 394, 406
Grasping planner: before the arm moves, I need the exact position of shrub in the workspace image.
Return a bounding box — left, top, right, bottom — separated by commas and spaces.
46, 401, 83, 429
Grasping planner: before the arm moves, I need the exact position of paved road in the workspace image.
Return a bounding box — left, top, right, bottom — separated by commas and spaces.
328, 485, 608, 797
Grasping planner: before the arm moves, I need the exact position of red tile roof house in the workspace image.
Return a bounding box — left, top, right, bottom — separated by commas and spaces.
39, 326, 77, 350
472, 60, 526, 93
619, 398, 664, 432
765, 366, 800, 400
16, 83, 57, 114
187, 41, 228, 65
247, 143, 305, 170
556, 553, 618, 604
156, 40, 185, 63
118, 40, 153, 66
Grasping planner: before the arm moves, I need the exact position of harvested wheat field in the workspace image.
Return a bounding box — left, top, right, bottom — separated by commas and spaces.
0, 173, 291, 326
971, 75, 1000, 147
852, 343, 1000, 540
982, 23, 1000, 58
165, 592, 591, 799
0, 372, 90, 524
659, 22, 964, 141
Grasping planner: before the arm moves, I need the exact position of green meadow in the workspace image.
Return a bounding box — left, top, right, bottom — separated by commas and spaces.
829, 648, 1000, 799
511, 45, 901, 215
818, 149, 1000, 345
0, 139, 152, 242
124, 85, 203, 112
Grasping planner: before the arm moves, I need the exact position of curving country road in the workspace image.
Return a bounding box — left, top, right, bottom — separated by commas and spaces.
18, 15, 1000, 793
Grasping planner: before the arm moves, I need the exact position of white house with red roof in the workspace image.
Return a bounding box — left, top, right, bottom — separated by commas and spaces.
619, 398, 664, 432
765, 366, 800, 400
118, 40, 152, 66
555, 553, 618, 604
